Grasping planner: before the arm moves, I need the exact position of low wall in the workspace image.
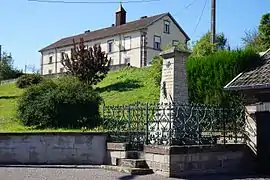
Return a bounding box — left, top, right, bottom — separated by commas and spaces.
144, 144, 256, 178
0, 78, 18, 85
0, 132, 107, 165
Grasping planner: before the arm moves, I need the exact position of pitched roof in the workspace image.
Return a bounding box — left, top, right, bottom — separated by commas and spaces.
224, 48, 270, 91
39, 13, 190, 52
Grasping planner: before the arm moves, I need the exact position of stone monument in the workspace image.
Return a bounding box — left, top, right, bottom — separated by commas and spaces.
159, 46, 190, 104
148, 47, 191, 145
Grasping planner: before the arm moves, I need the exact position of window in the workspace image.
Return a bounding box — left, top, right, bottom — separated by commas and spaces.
107, 40, 114, 53
60, 68, 64, 73
124, 57, 130, 65
61, 52, 65, 61
164, 20, 170, 34
49, 56, 53, 64
172, 40, 179, 46
48, 69, 52, 74
154, 35, 161, 50
124, 36, 131, 50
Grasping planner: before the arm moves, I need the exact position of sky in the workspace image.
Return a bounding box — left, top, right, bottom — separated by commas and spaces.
0, 0, 269, 71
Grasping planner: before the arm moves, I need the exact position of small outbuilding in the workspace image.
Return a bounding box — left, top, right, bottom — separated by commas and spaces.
224, 48, 270, 174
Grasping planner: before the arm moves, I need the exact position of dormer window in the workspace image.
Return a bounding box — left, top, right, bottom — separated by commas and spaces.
164, 20, 170, 34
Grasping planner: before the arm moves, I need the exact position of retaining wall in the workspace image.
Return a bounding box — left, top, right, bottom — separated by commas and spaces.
144, 144, 256, 177
0, 132, 107, 165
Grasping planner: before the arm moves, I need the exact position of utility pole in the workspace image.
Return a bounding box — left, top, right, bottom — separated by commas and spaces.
211, 0, 216, 51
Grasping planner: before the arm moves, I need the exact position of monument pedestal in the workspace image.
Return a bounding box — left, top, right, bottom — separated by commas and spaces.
148, 47, 191, 145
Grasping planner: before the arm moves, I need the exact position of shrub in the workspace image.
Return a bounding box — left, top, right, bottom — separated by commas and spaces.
16, 74, 44, 88
149, 56, 163, 86
17, 77, 102, 129
186, 49, 260, 105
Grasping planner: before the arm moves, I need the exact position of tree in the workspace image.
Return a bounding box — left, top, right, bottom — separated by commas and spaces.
191, 32, 230, 57
0, 52, 23, 81
242, 29, 260, 51
62, 38, 111, 85
242, 13, 270, 52
258, 13, 270, 51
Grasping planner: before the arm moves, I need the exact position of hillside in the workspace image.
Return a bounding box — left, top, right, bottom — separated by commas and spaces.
0, 67, 160, 132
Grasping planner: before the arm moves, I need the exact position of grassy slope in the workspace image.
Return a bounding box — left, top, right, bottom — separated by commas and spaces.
0, 67, 159, 132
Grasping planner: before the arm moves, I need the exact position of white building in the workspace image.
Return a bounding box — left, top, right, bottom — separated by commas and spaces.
39, 5, 190, 75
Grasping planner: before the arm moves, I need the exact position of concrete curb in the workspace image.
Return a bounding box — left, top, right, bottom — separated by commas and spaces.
0, 165, 102, 169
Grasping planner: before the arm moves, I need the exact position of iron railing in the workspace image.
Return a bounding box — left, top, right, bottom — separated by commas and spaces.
102, 102, 246, 149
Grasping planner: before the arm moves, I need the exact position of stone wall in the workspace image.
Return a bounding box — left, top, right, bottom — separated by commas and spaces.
106, 143, 143, 165
0, 132, 107, 165
144, 144, 256, 178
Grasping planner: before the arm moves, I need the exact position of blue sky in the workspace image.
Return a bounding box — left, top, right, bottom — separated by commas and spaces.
0, 0, 269, 71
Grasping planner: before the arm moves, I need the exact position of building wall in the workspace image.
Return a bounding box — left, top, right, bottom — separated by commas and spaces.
40, 14, 189, 75
0, 133, 107, 165
146, 14, 188, 65
41, 31, 142, 75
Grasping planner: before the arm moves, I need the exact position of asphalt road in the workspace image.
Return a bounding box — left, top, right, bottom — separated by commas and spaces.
0, 166, 270, 180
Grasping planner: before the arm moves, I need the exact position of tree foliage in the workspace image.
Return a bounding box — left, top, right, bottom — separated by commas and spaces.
0, 52, 23, 81
16, 73, 44, 89
242, 13, 270, 52
191, 32, 230, 57
149, 55, 163, 86
258, 13, 270, 51
62, 38, 111, 85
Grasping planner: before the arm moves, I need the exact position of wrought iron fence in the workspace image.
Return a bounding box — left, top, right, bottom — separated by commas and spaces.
102, 101, 246, 149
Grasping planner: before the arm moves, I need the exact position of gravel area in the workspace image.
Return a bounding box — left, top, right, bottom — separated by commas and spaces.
0, 166, 269, 180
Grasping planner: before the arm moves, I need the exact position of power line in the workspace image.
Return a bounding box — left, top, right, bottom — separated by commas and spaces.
184, 0, 198, 9
192, 0, 207, 36
28, 0, 160, 4
173, 0, 198, 17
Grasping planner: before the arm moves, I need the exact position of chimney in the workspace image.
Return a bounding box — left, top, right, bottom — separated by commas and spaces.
140, 16, 147, 19
115, 4, 126, 26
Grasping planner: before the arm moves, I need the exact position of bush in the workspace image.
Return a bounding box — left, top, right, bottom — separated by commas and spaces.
186, 49, 260, 105
149, 56, 163, 86
17, 77, 102, 129
16, 74, 44, 88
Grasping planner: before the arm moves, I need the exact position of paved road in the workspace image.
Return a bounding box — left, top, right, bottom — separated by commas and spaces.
0, 166, 270, 180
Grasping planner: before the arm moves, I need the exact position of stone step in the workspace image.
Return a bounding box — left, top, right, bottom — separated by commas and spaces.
125, 151, 144, 159
101, 165, 153, 175
117, 159, 148, 168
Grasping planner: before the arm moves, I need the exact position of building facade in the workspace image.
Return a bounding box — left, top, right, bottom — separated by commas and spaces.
39, 5, 190, 75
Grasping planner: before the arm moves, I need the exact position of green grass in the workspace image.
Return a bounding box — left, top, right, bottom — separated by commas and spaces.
0, 67, 159, 132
